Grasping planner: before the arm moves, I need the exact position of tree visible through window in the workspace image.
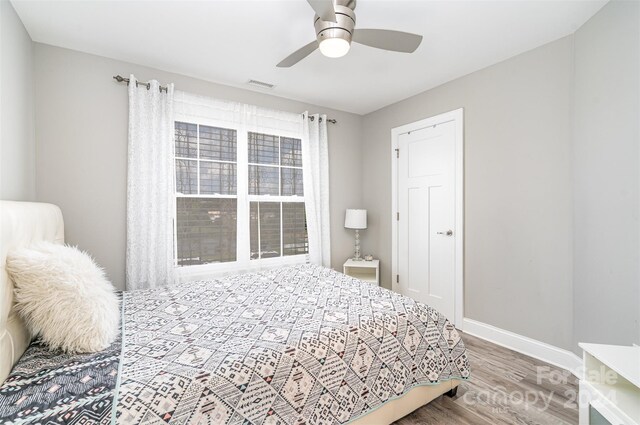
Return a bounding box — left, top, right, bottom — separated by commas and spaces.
174, 122, 308, 268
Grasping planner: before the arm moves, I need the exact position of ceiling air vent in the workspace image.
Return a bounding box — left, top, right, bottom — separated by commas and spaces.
248, 79, 275, 90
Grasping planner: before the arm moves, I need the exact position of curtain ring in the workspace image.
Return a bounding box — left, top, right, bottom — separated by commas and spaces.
146, 82, 150, 90
319, 117, 323, 123
310, 116, 315, 121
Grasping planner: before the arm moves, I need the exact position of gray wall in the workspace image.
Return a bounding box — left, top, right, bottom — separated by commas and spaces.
34, 44, 363, 290
361, 37, 575, 350
572, 0, 640, 349
0, 0, 35, 201
361, 0, 640, 353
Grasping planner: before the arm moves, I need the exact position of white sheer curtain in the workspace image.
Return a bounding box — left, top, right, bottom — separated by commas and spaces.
302, 112, 331, 268
126, 75, 175, 290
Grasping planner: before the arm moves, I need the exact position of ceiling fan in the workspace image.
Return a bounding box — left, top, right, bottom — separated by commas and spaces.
277, 0, 423, 67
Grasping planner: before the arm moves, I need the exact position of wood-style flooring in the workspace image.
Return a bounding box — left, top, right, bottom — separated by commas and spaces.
394, 332, 579, 424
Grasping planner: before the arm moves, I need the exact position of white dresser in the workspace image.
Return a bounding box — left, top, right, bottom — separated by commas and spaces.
579, 343, 640, 425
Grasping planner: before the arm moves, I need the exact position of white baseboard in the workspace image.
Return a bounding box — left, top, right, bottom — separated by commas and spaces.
462, 318, 582, 378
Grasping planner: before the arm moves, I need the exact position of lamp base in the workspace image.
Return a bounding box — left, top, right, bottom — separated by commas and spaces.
353, 229, 362, 261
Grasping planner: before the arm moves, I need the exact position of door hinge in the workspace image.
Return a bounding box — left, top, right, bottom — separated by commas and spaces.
395, 148, 399, 158
396, 212, 399, 221
396, 274, 399, 283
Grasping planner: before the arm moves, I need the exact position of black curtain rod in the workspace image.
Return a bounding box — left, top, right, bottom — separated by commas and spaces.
114, 74, 337, 123
113, 75, 168, 92
308, 115, 337, 124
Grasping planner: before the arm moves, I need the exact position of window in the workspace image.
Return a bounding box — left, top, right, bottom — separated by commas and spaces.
248, 132, 306, 260
175, 122, 238, 266
174, 121, 308, 270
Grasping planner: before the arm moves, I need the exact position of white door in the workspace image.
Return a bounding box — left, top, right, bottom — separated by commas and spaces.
397, 120, 457, 320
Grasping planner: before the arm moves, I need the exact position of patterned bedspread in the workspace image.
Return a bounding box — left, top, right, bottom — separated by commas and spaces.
0, 265, 469, 424
0, 302, 122, 424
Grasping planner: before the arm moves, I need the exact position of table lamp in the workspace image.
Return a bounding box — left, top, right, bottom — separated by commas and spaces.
345, 209, 367, 261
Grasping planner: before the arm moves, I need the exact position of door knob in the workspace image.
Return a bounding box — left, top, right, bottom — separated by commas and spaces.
437, 230, 453, 236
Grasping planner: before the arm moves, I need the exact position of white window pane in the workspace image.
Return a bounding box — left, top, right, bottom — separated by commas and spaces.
281, 167, 304, 196
200, 162, 236, 195
176, 159, 197, 194
283, 203, 308, 256
176, 198, 237, 266
281, 137, 302, 167
250, 202, 281, 259
250, 203, 260, 260
248, 132, 279, 165
175, 122, 197, 158
249, 165, 279, 195
174, 119, 307, 269
200, 125, 237, 161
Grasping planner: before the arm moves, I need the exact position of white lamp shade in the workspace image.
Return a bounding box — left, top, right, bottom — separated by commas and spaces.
345, 209, 367, 229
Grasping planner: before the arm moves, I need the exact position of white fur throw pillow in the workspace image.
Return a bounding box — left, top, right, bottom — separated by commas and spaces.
6, 242, 120, 353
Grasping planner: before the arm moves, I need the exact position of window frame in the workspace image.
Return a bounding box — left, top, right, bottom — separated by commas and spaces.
172, 114, 308, 280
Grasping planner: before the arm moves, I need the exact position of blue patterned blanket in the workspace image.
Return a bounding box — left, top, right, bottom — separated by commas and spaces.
0, 305, 122, 424
0, 265, 469, 424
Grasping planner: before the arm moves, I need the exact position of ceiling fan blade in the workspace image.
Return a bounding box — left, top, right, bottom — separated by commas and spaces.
307, 0, 337, 23
352, 29, 423, 53
277, 41, 319, 68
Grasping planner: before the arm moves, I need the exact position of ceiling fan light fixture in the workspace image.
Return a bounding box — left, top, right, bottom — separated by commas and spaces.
313, 3, 355, 59
319, 38, 351, 58
277, 0, 423, 67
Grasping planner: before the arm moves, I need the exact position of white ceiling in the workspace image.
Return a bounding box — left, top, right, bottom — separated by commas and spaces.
12, 0, 607, 115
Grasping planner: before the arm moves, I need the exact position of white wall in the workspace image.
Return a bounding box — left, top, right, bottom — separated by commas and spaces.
34, 44, 363, 290
361, 36, 575, 350
0, 0, 35, 201
572, 0, 640, 349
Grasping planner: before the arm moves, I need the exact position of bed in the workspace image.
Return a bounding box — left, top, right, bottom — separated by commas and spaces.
0, 201, 469, 424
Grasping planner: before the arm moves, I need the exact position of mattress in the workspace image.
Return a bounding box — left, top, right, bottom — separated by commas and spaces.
0, 265, 469, 424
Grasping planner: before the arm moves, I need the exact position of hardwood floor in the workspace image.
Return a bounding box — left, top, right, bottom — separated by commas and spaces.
395, 332, 579, 424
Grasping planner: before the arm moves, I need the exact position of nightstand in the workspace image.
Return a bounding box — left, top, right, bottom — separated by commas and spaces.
343, 259, 379, 285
